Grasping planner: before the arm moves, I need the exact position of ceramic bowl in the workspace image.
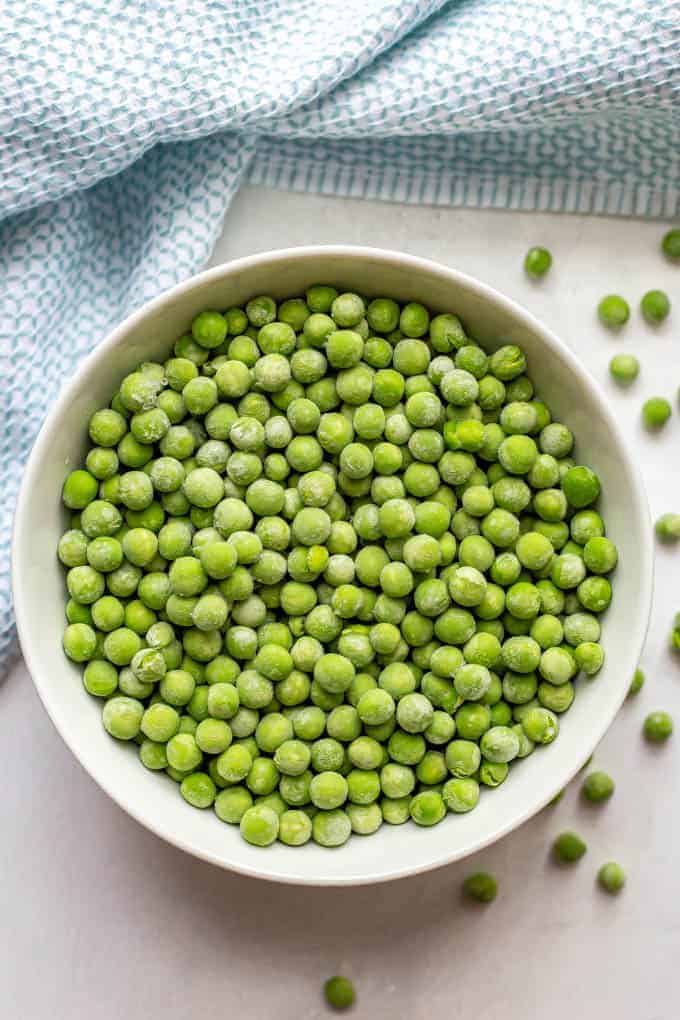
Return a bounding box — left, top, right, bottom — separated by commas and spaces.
13, 246, 653, 885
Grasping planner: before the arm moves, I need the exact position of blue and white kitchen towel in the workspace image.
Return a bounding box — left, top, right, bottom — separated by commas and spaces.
1, 0, 678, 663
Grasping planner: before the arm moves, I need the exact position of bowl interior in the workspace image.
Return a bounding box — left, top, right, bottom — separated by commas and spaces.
14, 247, 652, 885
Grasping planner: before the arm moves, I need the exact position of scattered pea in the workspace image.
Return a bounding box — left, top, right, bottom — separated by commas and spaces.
553, 830, 587, 863
672, 614, 680, 653
597, 861, 625, 894
324, 976, 355, 1011
640, 289, 670, 324
462, 871, 497, 903
628, 667, 645, 696
581, 770, 615, 803
524, 246, 552, 279
655, 513, 680, 542
609, 354, 639, 386
597, 294, 630, 329
642, 397, 671, 430
661, 229, 680, 262
643, 711, 673, 743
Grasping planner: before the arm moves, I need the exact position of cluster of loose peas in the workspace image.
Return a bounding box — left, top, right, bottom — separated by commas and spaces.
58, 285, 617, 849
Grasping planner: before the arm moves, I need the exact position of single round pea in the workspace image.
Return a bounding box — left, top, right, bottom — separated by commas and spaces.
331, 292, 364, 328
524, 246, 552, 279
643, 710, 673, 743
561, 466, 600, 509
582, 770, 615, 803
214, 787, 253, 824
521, 706, 559, 744
574, 641, 604, 676
655, 513, 680, 543
323, 974, 356, 1013
277, 809, 312, 847
597, 861, 625, 895
583, 536, 618, 575
357, 688, 395, 726
83, 659, 119, 697
660, 226, 680, 262
62, 469, 99, 510
310, 771, 348, 811
63, 622, 97, 662
312, 808, 352, 847
191, 310, 227, 349
597, 294, 629, 328
641, 289, 670, 324
462, 872, 497, 903
396, 692, 434, 734
480, 725, 520, 763
642, 396, 671, 430
180, 772, 217, 809
102, 696, 144, 740
629, 667, 645, 696
89, 408, 128, 447
609, 353, 639, 386
442, 777, 480, 813
553, 830, 587, 863
409, 790, 445, 826
455, 703, 491, 741
273, 739, 312, 777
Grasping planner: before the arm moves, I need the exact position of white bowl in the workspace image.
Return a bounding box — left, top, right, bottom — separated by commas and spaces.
13, 246, 652, 886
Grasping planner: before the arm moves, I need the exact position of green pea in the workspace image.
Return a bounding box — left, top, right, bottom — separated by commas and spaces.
553, 830, 587, 863
597, 294, 629, 328
609, 353, 639, 386
462, 872, 497, 903
640, 289, 670, 324
597, 861, 625, 895
524, 246, 552, 279
582, 770, 615, 803
323, 976, 355, 1011
642, 397, 671, 430
643, 711, 673, 743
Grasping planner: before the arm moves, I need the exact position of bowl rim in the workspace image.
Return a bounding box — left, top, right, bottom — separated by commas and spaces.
13, 244, 653, 885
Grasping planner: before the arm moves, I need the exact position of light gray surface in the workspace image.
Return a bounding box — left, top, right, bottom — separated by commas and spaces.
4, 187, 680, 1019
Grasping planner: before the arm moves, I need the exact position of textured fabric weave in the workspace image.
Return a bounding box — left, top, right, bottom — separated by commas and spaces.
1, 0, 678, 662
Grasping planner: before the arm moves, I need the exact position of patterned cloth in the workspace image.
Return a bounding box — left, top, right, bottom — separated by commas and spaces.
1, 0, 678, 663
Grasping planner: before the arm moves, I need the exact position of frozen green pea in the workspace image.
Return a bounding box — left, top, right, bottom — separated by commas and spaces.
553, 830, 587, 863
240, 804, 279, 846
63, 622, 97, 662
640, 289, 670, 324
642, 397, 671, 430
643, 710, 673, 742
462, 872, 497, 903
597, 861, 625, 894
312, 808, 351, 847
629, 667, 645, 696
442, 777, 479, 813
83, 659, 119, 697
582, 770, 614, 803
609, 354, 639, 386
103, 696, 144, 740
524, 246, 552, 279
395, 692, 434, 734
409, 789, 445, 826
597, 295, 629, 329
278, 809, 313, 846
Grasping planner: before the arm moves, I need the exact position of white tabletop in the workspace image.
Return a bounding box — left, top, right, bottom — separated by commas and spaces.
5, 187, 679, 1020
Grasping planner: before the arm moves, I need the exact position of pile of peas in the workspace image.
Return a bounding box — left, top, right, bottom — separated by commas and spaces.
58, 286, 617, 850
